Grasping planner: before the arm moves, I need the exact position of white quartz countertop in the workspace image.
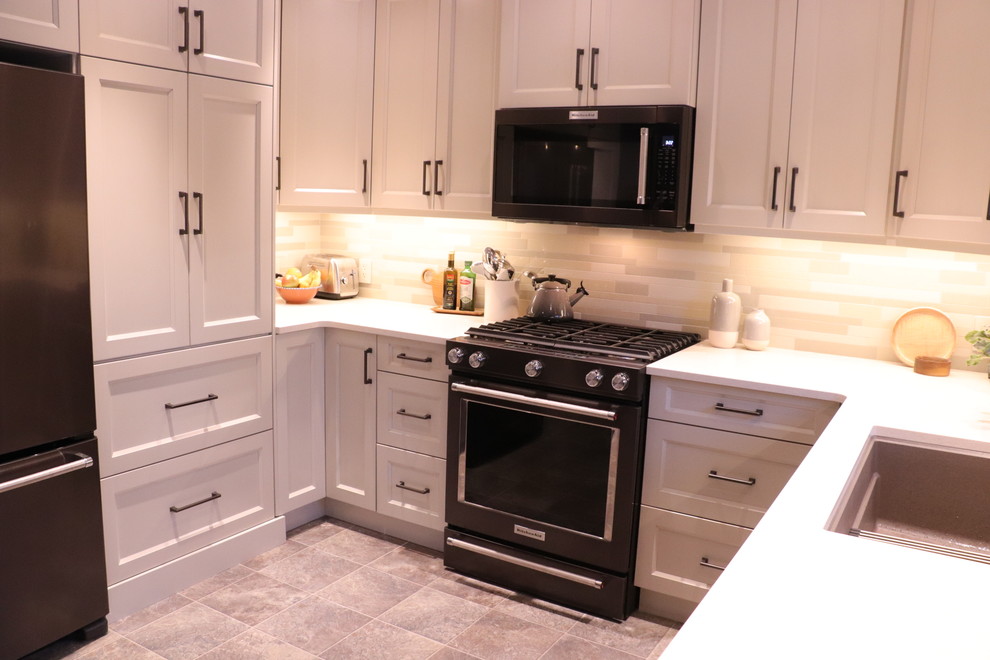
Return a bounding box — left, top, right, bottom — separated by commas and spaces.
651, 343, 990, 660
278, 299, 990, 657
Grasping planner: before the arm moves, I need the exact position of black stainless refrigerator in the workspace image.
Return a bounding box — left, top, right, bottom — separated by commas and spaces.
0, 43, 108, 659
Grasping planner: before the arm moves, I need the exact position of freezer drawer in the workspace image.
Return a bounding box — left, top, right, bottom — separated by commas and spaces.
0, 438, 108, 660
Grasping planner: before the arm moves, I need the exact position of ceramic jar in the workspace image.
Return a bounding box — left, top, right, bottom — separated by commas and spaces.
743, 309, 771, 351
709, 279, 741, 348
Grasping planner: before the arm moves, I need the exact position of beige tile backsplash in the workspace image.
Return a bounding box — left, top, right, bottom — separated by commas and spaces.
276, 211, 990, 371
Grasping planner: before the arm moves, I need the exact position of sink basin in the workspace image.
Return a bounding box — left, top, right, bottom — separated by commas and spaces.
828, 436, 990, 564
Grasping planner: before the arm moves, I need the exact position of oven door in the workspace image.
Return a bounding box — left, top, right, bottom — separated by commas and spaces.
445, 377, 645, 573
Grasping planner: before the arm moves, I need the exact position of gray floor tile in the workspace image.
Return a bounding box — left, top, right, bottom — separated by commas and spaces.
315, 527, 404, 564
241, 539, 307, 571
109, 593, 192, 636
255, 595, 371, 654
318, 565, 422, 617
322, 619, 444, 659
126, 601, 248, 660
288, 518, 351, 546
259, 545, 361, 593
568, 611, 678, 658
448, 610, 563, 660
194, 629, 318, 660
541, 634, 644, 660
199, 572, 309, 626
368, 543, 446, 585
379, 587, 488, 644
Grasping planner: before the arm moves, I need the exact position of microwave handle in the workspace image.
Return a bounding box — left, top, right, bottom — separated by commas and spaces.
636, 127, 649, 205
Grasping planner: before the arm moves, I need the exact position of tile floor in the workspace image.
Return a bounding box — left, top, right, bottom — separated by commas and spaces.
27, 517, 680, 659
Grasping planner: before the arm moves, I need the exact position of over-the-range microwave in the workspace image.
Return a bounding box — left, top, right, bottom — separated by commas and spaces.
492, 105, 694, 230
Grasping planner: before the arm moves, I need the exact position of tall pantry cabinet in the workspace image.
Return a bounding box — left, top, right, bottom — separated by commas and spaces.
79, 0, 279, 620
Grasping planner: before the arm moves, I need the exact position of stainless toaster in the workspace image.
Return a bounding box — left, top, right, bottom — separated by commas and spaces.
303, 254, 359, 299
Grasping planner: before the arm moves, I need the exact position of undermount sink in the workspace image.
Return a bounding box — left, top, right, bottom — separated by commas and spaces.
828, 435, 990, 564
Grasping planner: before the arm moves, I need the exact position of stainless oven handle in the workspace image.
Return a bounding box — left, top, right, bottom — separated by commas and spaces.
636, 127, 649, 205
450, 382, 617, 421
0, 452, 93, 494
446, 536, 604, 590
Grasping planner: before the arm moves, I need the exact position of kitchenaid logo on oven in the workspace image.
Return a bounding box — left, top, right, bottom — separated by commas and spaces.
514, 524, 546, 541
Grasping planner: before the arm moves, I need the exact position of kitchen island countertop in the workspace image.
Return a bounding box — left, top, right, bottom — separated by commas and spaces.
649, 343, 990, 659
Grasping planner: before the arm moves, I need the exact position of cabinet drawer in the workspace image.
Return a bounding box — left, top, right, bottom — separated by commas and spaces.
643, 420, 809, 528
376, 371, 448, 458
376, 445, 446, 531
95, 337, 273, 476
376, 336, 448, 381
649, 378, 838, 444
635, 506, 750, 603
102, 431, 274, 584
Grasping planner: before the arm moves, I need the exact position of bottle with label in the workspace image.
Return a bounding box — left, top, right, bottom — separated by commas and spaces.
442, 252, 458, 310
458, 261, 476, 311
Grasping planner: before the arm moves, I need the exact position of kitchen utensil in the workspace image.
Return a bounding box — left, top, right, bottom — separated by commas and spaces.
526, 274, 589, 320
421, 268, 444, 304
471, 262, 491, 280
891, 307, 955, 366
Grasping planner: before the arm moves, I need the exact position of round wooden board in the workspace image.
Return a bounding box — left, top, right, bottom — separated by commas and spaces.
891, 307, 955, 366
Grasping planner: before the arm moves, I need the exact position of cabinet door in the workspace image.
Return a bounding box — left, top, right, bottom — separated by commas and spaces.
83, 57, 191, 361
784, 0, 903, 235
79, 0, 187, 72
187, 75, 273, 346
894, 0, 990, 244
187, 0, 275, 85
371, 0, 442, 211
325, 329, 377, 511
588, 0, 699, 106
275, 330, 326, 515
278, 0, 375, 208
433, 0, 498, 214
0, 0, 79, 51
498, 0, 592, 108
691, 0, 798, 232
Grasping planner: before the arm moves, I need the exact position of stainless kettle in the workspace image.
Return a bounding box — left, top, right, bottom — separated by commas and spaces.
527, 274, 589, 320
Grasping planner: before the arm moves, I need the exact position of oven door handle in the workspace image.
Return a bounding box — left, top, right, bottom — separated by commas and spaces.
0, 452, 93, 495
450, 382, 617, 421
446, 536, 604, 590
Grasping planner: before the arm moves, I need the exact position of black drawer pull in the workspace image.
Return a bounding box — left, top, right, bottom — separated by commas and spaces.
178, 6, 189, 53
396, 352, 433, 363
164, 393, 218, 410
893, 169, 908, 218
193, 9, 205, 55
708, 470, 756, 486
699, 556, 727, 571
170, 490, 221, 513
396, 408, 431, 420
396, 481, 430, 495
770, 165, 781, 211
363, 347, 373, 384
714, 402, 763, 417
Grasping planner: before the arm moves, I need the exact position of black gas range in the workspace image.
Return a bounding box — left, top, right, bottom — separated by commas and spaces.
442, 317, 699, 620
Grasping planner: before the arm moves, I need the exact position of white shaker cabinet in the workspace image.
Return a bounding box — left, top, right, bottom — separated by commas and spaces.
278, 0, 375, 208
0, 0, 79, 51
498, 0, 700, 108
892, 0, 990, 246
84, 57, 273, 361
691, 0, 904, 237
79, 0, 275, 85
371, 0, 498, 214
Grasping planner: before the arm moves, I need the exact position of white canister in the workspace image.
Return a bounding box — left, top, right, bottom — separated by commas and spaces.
483, 279, 519, 323
709, 278, 741, 348
742, 309, 771, 351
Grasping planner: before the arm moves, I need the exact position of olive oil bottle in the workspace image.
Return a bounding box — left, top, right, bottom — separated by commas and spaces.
441, 252, 458, 310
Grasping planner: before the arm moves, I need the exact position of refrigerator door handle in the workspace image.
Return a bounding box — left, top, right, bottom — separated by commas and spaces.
0, 452, 94, 495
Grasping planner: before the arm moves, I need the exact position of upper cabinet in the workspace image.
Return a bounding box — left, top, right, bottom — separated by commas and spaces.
892, 0, 990, 246
371, 0, 498, 214
79, 0, 276, 85
278, 0, 376, 208
0, 0, 79, 51
691, 0, 904, 237
498, 0, 700, 108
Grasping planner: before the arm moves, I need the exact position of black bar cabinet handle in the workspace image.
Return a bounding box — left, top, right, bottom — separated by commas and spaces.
193, 192, 204, 234
275, 156, 281, 191
770, 166, 781, 211
575, 48, 585, 91
893, 170, 908, 218
434, 160, 443, 196
708, 470, 757, 486
590, 47, 600, 90
193, 9, 205, 55
714, 402, 763, 417
789, 167, 799, 212
362, 159, 368, 193
396, 408, 432, 420
396, 352, 433, 363
363, 347, 373, 384
178, 191, 189, 234
699, 556, 727, 571
986, 186, 990, 221
170, 491, 221, 513
178, 6, 189, 53
396, 481, 430, 495
422, 161, 431, 196
165, 393, 218, 410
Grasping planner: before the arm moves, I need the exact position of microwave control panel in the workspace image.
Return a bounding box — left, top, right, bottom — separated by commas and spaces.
654, 134, 678, 210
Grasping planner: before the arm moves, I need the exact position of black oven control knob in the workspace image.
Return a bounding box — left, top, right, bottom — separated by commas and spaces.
611, 372, 631, 392
468, 351, 487, 368
447, 347, 465, 364
524, 360, 543, 377
584, 368, 604, 387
